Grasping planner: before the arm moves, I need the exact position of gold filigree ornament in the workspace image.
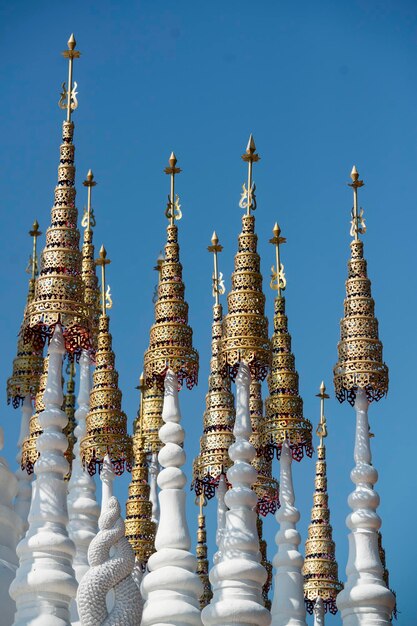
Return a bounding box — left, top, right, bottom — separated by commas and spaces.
195, 495, 213, 609
192, 233, 235, 499
7, 221, 43, 408
63, 361, 76, 480
260, 224, 313, 461
218, 136, 271, 383
22, 35, 91, 359
21, 356, 49, 474
143, 153, 199, 390
333, 167, 388, 405
80, 247, 133, 476
303, 383, 343, 615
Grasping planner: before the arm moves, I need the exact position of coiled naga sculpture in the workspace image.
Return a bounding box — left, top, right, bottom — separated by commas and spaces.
77, 496, 142, 626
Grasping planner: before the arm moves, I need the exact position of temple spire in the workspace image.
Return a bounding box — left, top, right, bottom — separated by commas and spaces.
240, 133, 260, 215
59, 34, 80, 123
164, 151, 182, 226
303, 382, 342, 618
81, 169, 100, 351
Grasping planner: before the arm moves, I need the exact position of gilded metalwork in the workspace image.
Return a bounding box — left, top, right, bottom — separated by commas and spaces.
333, 167, 388, 405
257, 516, 272, 610
22, 36, 91, 358
80, 250, 132, 476
21, 356, 49, 474
7, 221, 43, 407
81, 170, 100, 352
269, 223, 287, 294
143, 154, 199, 389
303, 383, 343, 615
63, 361, 76, 480
196, 495, 212, 609
218, 137, 270, 383
261, 225, 313, 460
193, 234, 235, 498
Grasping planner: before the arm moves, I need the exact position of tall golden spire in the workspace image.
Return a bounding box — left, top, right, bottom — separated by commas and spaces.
22, 35, 90, 358
143, 153, 199, 389
81, 169, 100, 352
192, 232, 235, 498
80, 246, 132, 475
7, 222, 43, 407
261, 223, 313, 460
195, 494, 213, 609
303, 382, 342, 615
218, 136, 270, 382
334, 167, 388, 404
125, 373, 156, 566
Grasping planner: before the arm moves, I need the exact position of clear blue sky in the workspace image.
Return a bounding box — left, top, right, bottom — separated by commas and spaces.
1, 2, 416, 623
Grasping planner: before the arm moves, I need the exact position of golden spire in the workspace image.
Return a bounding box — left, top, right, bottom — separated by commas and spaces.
7, 222, 43, 408
303, 382, 342, 615
195, 494, 213, 608
63, 361, 76, 480
23, 35, 90, 358
218, 136, 270, 382
269, 222, 287, 297
21, 356, 49, 474
333, 167, 388, 404
192, 233, 234, 498
125, 374, 156, 566
143, 153, 199, 389
81, 170, 100, 351
261, 223, 313, 460
80, 246, 132, 475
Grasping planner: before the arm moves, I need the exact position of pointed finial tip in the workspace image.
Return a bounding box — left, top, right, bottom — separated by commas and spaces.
169, 151, 177, 167
87, 168, 93, 180
139, 371, 145, 385
273, 222, 280, 237
246, 133, 256, 154
68, 33, 76, 50
100, 244, 106, 258
320, 380, 326, 393
350, 165, 359, 181
211, 230, 219, 246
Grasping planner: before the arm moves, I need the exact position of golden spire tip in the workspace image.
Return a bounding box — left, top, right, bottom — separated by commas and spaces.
169, 151, 177, 167
211, 231, 218, 246
247, 134, 256, 154
273, 222, 280, 237
68, 34, 76, 50
350, 165, 358, 181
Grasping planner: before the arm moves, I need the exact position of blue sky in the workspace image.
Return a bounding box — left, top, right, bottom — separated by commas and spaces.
1, 1, 417, 623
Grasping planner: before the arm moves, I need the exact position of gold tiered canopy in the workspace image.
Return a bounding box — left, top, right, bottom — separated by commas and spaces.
22, 35, 90, 358
125, 376, 156, 566
80, 246, 132, 475
218, 136, 270, 382
193, 233, 235, 498
143, 153, 199, 389
303, 383, 342, 615
334, 167, 388, 404
7, 221, 43, 408
261, 224, 313, 461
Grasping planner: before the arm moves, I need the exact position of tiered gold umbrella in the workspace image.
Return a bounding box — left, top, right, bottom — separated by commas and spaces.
261, 224, 313, 460
333, 166, 388, 404
80, 246, 132, 475
22, 35, 90, 358
303, 383, 342, 615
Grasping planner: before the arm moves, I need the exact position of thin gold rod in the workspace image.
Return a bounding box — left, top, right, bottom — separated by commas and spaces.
315, 381, 329, 448
164, 152, 182, 226
137, 372, 146, 439
269, 222, 286, 296
349, 165, 364, 242
83, 169, 97, 231
29, 220, 42, 281
241, 134, 260, 216
207, 231, 223, 306
95, 245, 111, 316
62, 34, 80, 123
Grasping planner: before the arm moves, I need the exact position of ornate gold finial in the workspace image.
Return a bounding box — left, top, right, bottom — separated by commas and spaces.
143, 155, 199, 390
269, 222, 287, 296
59, 34, 80, 122
348, 165, 365, 241
239, 134, 260, 215
7, 223, 43, 408
303, 383, 343, 615
207, 231, 225, 306
261, 223, 312, 461
219, 137, 270, 383
334, 167, 388, 405
195, 494, 213, 609
164, 152, 182, 226
80, 247, 132, 476
82, 169, 97, 232
81, 169, 100, 351
95, 245, 112, 317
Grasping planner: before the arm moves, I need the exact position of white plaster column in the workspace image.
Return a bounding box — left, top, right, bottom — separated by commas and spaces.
336, 389, 395, 625
213, 474, 227, 566
14, 394, 33, 537
0, 426, 20, 626
100, 455, 116, 514
67, 350, 99, 623
202, 362, 270, 626
270, 439, 307, 626
141, 368, 203, 626
149, 451, 160, 525
313, 598, 324, 626
10, 325, 77, 626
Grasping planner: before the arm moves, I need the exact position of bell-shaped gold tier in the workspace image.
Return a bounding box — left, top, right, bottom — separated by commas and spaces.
22, 118, 90, 356
334, 238, 388, 405
7, 334, 43, 409
303, 443, 343, 614
138, 383, 164, 455
261, 296, 313, 461
125, 440, 156, 566
21, 356, 49, 474
192, 303, 235, 499
144, 223, 199, 389
218, 214, 271, 382
250, 381, 279, 516
80, 314, 132, 475
196, 502, 213, 609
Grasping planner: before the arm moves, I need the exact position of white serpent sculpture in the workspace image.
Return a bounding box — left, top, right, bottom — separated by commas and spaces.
77, 496, 143, 626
